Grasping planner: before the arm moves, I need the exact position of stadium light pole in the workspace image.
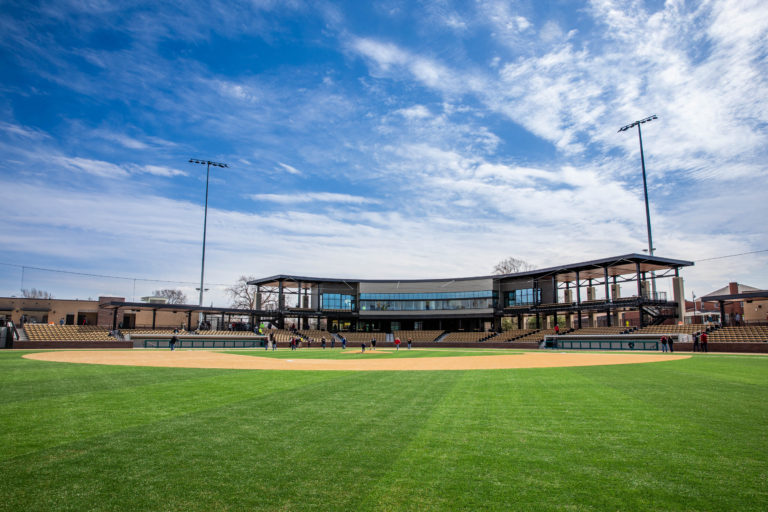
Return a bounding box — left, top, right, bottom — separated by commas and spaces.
619, 114, 658, 298
189, 158, 229, 324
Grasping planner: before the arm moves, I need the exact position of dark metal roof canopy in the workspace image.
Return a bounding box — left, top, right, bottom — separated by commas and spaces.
701, 290, 768, 302
248, 253, 693, 288
102, 301, 255, 316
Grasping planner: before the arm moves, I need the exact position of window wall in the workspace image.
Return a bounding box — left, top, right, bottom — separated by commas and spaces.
321, 293, 355, 311
360, 290, 496, 312
504, 288, 540, 307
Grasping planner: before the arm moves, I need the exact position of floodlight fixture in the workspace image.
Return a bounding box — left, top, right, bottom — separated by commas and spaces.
619, 114, 658, 297
189, 158, 229, 320
617, 114, 658, 133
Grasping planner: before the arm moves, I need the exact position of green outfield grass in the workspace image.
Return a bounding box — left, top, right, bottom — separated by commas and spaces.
0, 350, 766, 511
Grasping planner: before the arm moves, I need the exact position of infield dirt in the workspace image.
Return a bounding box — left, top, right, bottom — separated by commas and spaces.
24, 350, 690, 371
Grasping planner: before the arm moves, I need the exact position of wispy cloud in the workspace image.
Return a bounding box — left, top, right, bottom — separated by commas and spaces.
55, 157, 129, 178
250, 192, 379, 205
277, 162, 302, 175
135, 165, 188, 177
0, 122, 50, 140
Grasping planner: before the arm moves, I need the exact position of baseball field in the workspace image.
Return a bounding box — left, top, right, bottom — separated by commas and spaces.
1, 348, 766, 511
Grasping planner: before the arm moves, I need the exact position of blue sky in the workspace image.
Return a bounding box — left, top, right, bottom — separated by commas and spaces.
1, 0, 767, 305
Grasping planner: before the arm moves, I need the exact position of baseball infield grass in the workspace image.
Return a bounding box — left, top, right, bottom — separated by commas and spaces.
0, 350, 766, 511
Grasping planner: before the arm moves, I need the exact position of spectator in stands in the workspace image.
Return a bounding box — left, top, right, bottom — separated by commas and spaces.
370, 337, 376, 350
700, 332, 708, 353
407, 337, 413, 350
692, 333, 700, 352
660, 335, 668, 353
554, 325, 560, 335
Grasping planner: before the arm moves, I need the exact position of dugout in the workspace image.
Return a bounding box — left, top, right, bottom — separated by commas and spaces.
542, 334, 668, 351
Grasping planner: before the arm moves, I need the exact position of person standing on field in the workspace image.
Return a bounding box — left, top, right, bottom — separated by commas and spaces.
407, 337, 413, 350
169, 335, 178, 351
700, 331, 708, 352
660, 335, 668, 353
370, 337, 376, 350
394, 337, 401, 351
321, 337, 326, 349
668, 335, 674, 353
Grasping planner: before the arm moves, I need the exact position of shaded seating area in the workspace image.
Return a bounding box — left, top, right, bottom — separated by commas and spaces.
441, 331, 490, 343
510, 329, 558, 344
490, 329, 538, 342
394, 330, 443, 343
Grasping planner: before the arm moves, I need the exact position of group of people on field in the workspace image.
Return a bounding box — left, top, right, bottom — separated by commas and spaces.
659, 331, 707, 353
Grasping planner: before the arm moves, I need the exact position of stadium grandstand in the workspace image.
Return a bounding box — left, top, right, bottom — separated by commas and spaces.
4, 253, 768, 351
247, 253, 692, 333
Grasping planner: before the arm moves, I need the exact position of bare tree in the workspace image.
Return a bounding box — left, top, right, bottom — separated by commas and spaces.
152, 289, 188, 304
21, 288, 53, 299
226, 276, 278, 310
493, 257, 536, 275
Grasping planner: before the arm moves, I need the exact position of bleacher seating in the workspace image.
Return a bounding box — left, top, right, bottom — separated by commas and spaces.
706, 326, 768, 343
122, 329, 189, 336
570, 327, 630, 335
441, 331, 489, 343
298, 329, 331, 341
337, 332, 386, 343
23, 325, 113, 342
635, 325, 703, 335
490, 329, 537, 342
394, 330, 443, 343
511, 329, 558, 344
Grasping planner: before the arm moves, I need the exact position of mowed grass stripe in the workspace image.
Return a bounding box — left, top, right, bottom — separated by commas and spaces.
0, 369, 454, 511
359, 361, 768, 511
0, 357, 343, 460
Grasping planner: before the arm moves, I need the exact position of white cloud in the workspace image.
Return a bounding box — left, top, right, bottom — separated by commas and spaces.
277, 162, 302, 175
395, 105, 431, 120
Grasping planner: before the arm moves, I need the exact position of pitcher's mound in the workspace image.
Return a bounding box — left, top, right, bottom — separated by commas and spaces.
24, 350, 690, 371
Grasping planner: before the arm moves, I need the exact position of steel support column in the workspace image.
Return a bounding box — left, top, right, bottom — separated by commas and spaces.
575, 270, 582, 329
